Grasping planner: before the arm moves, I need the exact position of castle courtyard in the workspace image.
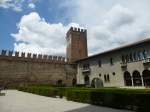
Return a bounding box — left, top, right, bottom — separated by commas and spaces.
0, 90, 133, 112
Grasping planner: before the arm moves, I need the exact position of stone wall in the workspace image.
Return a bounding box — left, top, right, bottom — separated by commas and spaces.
0, 50, 77, 87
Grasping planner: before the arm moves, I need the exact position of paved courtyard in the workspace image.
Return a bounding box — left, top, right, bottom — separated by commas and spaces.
0, 90, 133, 112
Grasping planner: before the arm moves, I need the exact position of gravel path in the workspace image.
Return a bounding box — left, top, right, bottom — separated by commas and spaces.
0, 90, 133, 112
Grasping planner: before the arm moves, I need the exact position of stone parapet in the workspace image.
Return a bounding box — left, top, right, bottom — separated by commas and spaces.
66, 27, 87, 38
0, 50, 69, 64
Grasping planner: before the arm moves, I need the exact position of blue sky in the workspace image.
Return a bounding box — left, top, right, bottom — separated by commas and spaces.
0, 0, 71, 51
0, 0, 150, 56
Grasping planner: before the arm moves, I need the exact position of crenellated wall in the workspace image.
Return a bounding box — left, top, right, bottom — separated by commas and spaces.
66, 27, 87, 39
0, 50, 66, 63
0, 50, 77, 87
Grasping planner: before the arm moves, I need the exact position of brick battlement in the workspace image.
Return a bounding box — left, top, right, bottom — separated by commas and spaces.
71, 27, 86, 32
66, 27, 86, 38
0, 50, 69, 64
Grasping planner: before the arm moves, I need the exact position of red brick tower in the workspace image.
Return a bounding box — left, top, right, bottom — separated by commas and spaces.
66, 27, 88, 62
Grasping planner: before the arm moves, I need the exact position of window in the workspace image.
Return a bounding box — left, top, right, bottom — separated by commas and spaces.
137, 52, 141, 60
99, 74, 101, 77
129, 53, 133, 62
112, 72, 115, 76
107, 74, 110, 82
57, 80, 62, 85
122, 55, 125, 63
110, 57, 113, 65
143, 50, 148, 59
104, 75, 107, 82
126, 55, 129, 62
140, 52, 144, 60
104, 74, 110, 82
83, 64, 90, 70
79, 49, 81, 55
98, 60, 101, 67
133, 52, 136, 61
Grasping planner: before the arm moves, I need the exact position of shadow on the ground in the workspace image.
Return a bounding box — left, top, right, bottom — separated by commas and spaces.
64, 105, 133, 112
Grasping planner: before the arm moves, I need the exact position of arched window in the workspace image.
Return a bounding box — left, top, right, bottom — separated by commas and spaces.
137, 52, 143, 60
132, 71, 142, 86
130, 53, 133, 62
107, 74, 110, 82
122, 55, 125, 63
124, 71, 132, 86
104, 75, 107, 82
140, 52, 144, 60
142, 70, 150, 86
133, 52, 136, 61
143, 50, 148, 59
126, 55, 129, 62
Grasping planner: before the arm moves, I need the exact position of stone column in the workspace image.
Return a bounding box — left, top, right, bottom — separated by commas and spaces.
131, 76, 134, 86
141, 76, 144, 86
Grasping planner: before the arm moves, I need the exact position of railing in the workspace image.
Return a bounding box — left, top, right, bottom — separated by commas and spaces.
120, 58, 150, 67
142, 58, 150, 64
120, 62, 127, 68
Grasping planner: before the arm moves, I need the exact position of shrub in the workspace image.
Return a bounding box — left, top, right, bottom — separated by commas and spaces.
18, 86, 150, 112
66, 88, 150, 111
18, 86, 59, 97
74, 84, 86, 87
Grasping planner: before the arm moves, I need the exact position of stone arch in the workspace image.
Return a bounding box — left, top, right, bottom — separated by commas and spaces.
84, 75, 90, 86
72, 78, 76, 86
142, 69, 150, 87
124, 71, 132, 86
91, 77, 103, 88
132, 70, 142, 86
57, 79, 62, 85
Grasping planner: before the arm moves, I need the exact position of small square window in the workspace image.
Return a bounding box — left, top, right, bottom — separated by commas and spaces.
98, 60, 101, 67
110, 58, 114, 65
112, 72, 115, 76
99, 74, 101, 77
104, 75, 107, 82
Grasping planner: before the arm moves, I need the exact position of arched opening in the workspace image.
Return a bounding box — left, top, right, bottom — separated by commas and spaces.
72, 78, 76, 86
57, 80, 62, 85
132, 71, 142, 86
84, 75, 89, 86
142, 70, 150, 87
124, 71, 132, 86
91, 78, 103, 88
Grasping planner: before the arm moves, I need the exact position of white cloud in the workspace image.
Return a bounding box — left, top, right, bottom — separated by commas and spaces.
0, 0, 24, 11
64, 0, 150, 55
103, 4, 134, 29
11, 12, 79, 56
11, 0, 150, 56
28, 3, 35, 9
0, 0, 37, 11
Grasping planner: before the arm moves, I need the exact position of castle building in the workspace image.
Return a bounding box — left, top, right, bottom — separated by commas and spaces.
76, 38, 150, 88
0, 27, 150, 88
